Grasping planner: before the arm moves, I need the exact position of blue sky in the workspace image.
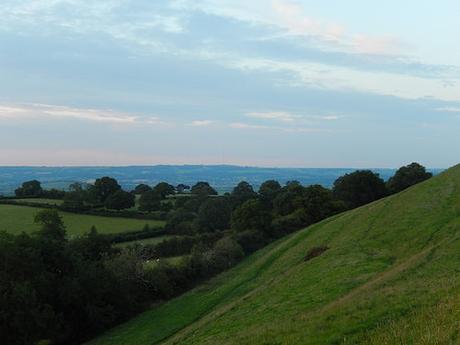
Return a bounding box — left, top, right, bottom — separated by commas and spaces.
0, 0, 459, 167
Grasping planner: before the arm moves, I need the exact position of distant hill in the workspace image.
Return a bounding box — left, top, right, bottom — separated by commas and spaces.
89, 164, 460, 344
0, 165, 442, 196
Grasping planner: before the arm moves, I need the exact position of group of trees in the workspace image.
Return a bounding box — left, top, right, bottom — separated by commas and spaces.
14, 180, 65, 199
0, 210, 244, 345
61, 177, 135, 211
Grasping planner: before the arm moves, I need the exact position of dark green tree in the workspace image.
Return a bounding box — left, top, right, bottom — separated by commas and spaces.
333, 170, 387, 209
138, 190, 162, 212
258, 180, 282, 201
15, 180, 43, 197
301, 185, 344, 224
34, 209, 66, 241
133, 184, 152, 195
153, 182, 175, 199
104, 190, 135, 210
272, 182, 305, 216
231, 199, 272, 232
93, 177, 121, 203
230, 181, 257, 208
196, 197, 231, 232
191, 182, 218, 196
176, 184, 190, 193
165, 209, 196, 234
387, 162, 432, 194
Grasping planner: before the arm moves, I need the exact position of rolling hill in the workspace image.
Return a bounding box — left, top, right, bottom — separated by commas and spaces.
89, 164, 460, 345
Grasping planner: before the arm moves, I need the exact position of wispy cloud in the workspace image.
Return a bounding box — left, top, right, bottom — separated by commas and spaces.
228, 122, 327, 133
245, 111, 300, 122
271, 0, 405, 56
229, 122, 270, 130
0, 103, 169, 125
245, 111, 340, 123
189, 120, 214, 126
436, 107, 460, 113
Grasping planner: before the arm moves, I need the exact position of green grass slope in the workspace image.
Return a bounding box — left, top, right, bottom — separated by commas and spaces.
89, 164, 460, 345
0, 204, 165, 236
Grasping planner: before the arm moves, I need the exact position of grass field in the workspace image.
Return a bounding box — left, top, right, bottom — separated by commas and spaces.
0, 204, 165, 236
88, 164, 460, 345
13, 198, 64, 205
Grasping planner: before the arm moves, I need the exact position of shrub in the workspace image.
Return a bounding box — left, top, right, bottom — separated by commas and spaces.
304, 246, 329, 261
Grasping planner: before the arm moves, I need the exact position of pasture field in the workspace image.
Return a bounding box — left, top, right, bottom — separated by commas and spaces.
0, 204, 165, 236
88, 165, 460, 345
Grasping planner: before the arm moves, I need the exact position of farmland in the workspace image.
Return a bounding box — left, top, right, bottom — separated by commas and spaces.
0, 204, 165, 236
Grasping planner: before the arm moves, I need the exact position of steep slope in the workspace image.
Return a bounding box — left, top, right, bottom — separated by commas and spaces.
89, 164, 460, 345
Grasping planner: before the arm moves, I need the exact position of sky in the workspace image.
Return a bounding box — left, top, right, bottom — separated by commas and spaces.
0, 0, 459, 168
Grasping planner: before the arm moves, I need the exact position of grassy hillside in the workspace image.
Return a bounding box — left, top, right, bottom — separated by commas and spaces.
89, 164, 460, 345
0, 204, 165, 236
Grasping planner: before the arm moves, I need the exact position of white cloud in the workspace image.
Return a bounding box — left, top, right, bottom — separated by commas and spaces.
0, 103, 170, 126
245, 111, 340, 123
174, 0, 405, 56
223, 57, 460, 102
229, 122, 270, 130
436, 107, 460, 113
245, 111, 300, 122
228, 122, 327, 133
190, 120, 214, 126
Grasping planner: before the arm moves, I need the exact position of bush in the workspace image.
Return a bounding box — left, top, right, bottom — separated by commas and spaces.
234, 229, 267, 254
271, 209, 307, 237
304, 246, 329, 261
196, 197, 231, 232
387, 162, 432, 194
104, 190, 135, 210
333, 170, 387, 209
231, 199, 272, 233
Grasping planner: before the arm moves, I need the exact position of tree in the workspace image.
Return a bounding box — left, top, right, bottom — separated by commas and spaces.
93, 177, 121, 203
133, 184, 152, 195
62, 191, 85, 210
176, 184, 190, 193
153, 182, 175, 199
165, 209, 196, 234
15, 180, 43, 197
138, 190, 162, 212
104, 190, 135, 210
230, 181, 257, 208
272, 182, 305, 216
259, 180, 281, 201
210, 238, 244, 270
34, 209, 66, 241
333, 170, 387, 209
191, 182, 217, 196
387, 162, 432, 194
196, 197, 231, 232
231, 199, 272, 232
301, 185, 343, 224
